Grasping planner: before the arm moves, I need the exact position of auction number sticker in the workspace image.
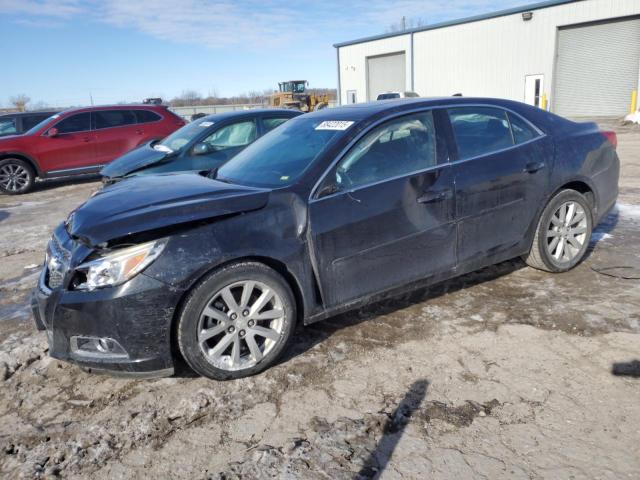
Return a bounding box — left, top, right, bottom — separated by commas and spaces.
199, 121, 214, 127
315, 120, 354, 131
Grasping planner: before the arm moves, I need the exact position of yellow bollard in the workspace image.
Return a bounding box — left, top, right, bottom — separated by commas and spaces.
540, 93, 547, 111
630, 90, 638, 114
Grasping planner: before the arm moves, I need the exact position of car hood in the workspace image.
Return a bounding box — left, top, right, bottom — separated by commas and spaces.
100, 142, 170, 178
67, 173, 270, 246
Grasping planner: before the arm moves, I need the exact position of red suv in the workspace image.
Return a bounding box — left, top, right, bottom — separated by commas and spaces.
0, 105, 185, 194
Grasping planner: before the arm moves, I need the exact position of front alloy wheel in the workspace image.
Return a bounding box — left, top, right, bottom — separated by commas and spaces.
198, 280, 285, 371
178, 262, 295, 380
0, 159, 35, 195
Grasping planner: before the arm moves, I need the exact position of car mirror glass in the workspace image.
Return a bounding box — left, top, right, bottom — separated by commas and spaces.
192, 142, 210, 155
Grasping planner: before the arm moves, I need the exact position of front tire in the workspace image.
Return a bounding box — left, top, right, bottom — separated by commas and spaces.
523, 189, 593, 272
177, 262, 296, 380
0, 158, 35, 195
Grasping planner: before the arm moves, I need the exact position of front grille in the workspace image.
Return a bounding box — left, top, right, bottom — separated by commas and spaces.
45, 236, 71, 290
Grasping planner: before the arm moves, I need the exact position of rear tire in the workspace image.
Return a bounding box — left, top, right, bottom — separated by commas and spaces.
177, 262, 296, 380
0, 158, 35, 195
523, 189, 593, 272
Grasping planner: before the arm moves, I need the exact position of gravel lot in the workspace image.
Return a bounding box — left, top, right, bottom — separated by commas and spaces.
1, 120, 639, 479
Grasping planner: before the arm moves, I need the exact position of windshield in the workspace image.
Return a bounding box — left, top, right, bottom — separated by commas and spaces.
217, 116, 352, 188
24, 114, 58, 135
158, 118, 214, 152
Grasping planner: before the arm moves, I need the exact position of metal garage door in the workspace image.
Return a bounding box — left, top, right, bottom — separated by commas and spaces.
367, 52, 406, 101
554, 16, 640, 117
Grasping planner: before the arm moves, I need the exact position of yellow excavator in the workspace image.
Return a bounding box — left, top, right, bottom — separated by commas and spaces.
269, 80, 329, 112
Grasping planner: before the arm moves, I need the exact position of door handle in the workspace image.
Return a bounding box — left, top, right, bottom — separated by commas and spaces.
135, 129, 143, 135
417, 189, 451, 204
82, 136, 92, 143
524, 161, 545, 173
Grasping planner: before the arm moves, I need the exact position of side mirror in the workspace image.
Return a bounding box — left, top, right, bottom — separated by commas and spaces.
192, 142, 209, 155
316, 182, 340, 199
47, 127, 59, 138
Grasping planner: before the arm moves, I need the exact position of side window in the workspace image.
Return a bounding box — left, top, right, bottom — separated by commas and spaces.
0, 118, 17, 135
22, 115, 50, 131
263, 117, 289, 133
448, 107, 513, 159
53, 113, 91, 134
94, 110, 137, 129
330, 111, 437, 190
508, 112, 540, 144
134, 109, 162, 124
202, 120, 257, 151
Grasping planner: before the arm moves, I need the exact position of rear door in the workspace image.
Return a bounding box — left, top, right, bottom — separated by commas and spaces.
92, 109, 140, 164
446, 106, 552, 268
35, 112, 96, 172
309, 110, 456, 308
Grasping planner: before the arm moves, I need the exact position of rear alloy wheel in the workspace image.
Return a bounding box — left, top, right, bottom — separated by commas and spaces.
0, 158, 35, 195
523, 189, 593, 272
177, 262, 295, 380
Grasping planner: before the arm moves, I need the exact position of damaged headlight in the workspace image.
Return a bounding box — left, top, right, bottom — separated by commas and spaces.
73, 239, 166, 291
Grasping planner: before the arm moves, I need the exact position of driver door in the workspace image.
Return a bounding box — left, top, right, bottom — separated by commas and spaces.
308, 110, 456, 308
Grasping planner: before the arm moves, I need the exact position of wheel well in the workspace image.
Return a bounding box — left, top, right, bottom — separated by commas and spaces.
0, 153, 40, 178
556, 181, 595, 217
168, 256, 306, 363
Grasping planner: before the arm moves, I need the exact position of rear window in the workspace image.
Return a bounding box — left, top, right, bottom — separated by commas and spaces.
508, 112, 540, 144
94, 110, 137, 129
134, 109, 162, 123
263, 117, 289, 133
448, 107, 513, 159
377, 93, 400, 100
0, 118, 17, 135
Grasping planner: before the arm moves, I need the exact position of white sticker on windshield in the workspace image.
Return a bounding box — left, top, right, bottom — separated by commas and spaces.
315, 120, 354, 131
199, 121, 214, 127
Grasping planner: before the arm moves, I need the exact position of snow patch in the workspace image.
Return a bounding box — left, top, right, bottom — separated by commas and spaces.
615, 203, 640, 220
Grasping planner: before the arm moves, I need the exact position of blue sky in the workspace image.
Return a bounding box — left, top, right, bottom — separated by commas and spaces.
1, 0, 528, 108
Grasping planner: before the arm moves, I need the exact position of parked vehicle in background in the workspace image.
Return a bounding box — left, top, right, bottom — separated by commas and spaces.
32, 98, 618, 380
101, 109, 302, 183
0, 111, 59, 138
143, 98, 163, 105
0, 105, 185, 194
376, 91, 420, 100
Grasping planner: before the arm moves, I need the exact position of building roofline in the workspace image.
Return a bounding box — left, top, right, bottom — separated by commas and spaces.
333, 0, 578, 48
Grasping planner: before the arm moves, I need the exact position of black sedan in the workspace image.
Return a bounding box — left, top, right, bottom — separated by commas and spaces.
100, 109, 302, 183
32, 98, 619, 380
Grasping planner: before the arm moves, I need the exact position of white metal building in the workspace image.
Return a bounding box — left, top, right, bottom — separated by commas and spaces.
335, 0, 640, 117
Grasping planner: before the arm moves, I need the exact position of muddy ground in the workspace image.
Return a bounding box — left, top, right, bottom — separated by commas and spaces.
1, 120, 639, 479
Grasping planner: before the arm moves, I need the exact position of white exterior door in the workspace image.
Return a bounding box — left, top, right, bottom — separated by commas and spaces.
524, 75, 544, 108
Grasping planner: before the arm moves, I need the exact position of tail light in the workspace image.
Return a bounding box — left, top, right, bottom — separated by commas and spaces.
601, 130, 617, 149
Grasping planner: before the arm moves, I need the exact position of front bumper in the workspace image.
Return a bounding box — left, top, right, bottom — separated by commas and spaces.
32, 266, 182, 376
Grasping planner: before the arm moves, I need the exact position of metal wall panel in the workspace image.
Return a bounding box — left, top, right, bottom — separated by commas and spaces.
367, 52, 406, 101
337, 0, 640, 116
554, 16, 640, 116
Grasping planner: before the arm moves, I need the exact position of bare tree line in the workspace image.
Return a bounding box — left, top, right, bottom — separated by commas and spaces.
4, 87, 338, 112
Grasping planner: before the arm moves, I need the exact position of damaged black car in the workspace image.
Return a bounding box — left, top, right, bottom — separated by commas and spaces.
32, 98, 619, 380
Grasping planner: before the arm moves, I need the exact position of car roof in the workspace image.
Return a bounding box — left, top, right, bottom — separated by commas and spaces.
196, 108, 302, 122
54, 104, 169, 116
0, 110, 59, 118
305, 97, 541, 121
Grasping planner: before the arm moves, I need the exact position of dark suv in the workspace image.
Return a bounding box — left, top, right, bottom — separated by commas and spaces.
0, 105, 185, 194
0, 111, 59, 137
